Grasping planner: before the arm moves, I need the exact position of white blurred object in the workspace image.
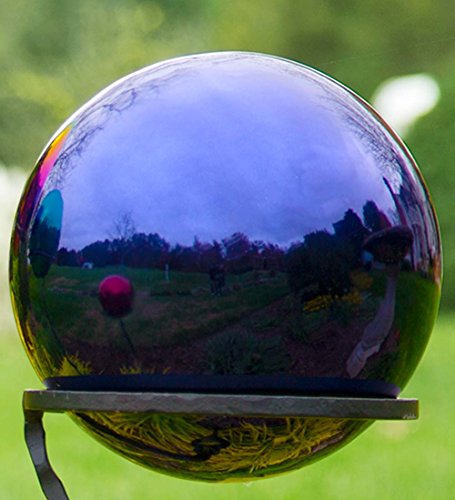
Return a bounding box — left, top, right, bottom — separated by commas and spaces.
372, 74, 440, 137
0, 165, 27, 333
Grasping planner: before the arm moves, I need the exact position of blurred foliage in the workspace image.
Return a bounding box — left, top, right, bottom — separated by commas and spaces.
407, 65, 455, 309
1, 0, 454, 307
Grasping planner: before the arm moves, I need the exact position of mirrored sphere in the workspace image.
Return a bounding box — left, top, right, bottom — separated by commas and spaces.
10, 52, 441, 481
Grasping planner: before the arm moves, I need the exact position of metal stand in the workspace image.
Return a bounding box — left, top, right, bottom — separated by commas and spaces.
23, 390, 419, 500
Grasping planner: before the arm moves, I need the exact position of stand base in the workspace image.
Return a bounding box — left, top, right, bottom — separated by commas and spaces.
23, 390, 419, 500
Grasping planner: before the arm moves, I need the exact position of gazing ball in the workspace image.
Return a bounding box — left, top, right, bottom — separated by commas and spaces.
98, 275, 134, 318
10, 52, 441, 481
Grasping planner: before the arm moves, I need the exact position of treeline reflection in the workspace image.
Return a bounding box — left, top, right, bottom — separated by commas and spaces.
50, 200, 427, 300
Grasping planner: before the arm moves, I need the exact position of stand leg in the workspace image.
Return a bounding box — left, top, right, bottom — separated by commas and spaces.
21, 388, 419, 498
23, 408, 69, 500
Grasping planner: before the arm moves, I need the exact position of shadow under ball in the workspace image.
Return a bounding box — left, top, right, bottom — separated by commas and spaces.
10, 52, 441, 481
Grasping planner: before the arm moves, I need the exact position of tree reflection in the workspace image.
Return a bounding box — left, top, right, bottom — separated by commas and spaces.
23, 197, 433, 385
54, 201, 417, 289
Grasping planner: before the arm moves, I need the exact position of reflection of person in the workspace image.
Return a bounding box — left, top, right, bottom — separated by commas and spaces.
346, 226, 413, 378
209, 264, 225, 296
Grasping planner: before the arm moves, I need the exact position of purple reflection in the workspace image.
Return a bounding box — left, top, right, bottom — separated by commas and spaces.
48, 54, 398, 251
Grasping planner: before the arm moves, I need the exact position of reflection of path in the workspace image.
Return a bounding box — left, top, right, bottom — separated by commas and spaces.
346, 265, 398, 377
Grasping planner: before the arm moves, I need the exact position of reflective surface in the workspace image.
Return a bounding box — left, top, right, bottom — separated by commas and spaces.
10, 52, 441, 480
70, 411, 370, 482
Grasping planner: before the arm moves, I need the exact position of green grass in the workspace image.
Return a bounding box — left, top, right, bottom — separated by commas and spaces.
1, 314, 454, 499
37, 266, 289, 348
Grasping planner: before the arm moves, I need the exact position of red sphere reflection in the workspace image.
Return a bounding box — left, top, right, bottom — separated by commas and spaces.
98, 275, 134, 318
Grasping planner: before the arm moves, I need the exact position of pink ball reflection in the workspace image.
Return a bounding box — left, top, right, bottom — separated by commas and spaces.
98, 275, 134, 318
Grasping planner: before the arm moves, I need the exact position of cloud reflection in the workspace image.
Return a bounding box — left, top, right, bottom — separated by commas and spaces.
45, 54, 398, 250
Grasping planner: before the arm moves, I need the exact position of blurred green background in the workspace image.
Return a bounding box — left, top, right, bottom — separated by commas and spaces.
0, 1, 454, 498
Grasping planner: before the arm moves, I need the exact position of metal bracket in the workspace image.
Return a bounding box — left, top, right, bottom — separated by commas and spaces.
23, 390, 419, 499
24, 408, 69, 500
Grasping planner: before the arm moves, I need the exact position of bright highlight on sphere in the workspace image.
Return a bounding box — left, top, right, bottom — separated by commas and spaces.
10, 52, 441, 481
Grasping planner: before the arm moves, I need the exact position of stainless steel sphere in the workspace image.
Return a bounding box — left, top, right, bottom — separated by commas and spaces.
10, 52, 441, 481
